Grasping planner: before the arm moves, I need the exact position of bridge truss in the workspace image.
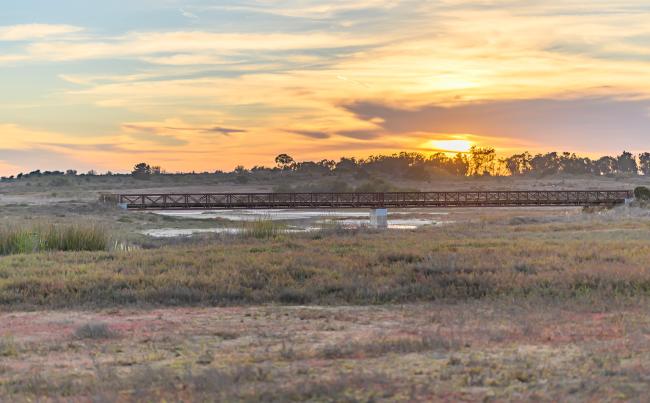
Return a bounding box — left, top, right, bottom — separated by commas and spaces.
118, 190, 633, 210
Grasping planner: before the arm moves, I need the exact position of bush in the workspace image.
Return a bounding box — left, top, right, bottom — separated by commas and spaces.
634, 186, 650, 201
74, 322, 117, 339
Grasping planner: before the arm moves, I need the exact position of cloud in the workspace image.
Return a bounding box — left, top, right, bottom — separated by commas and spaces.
126, 123, 246, 135
344, 96, 650, 152
180, 8, 199, 20
6, 1, 650, 174
203, 126, 247, 135
121, 124, 189, 146
162, 125, 247, 135
0, 147, 86, 170
286, 129, 330, 139
204, 0, 401, 19
19, 31, 371, 62
0, 24, 83, 41
335, 129, 384, 140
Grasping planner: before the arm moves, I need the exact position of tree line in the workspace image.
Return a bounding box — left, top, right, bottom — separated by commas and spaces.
262, 148, 650, 180
3, 147, 650, 182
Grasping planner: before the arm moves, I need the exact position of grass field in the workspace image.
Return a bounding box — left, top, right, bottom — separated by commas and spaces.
2, 177, 650, 401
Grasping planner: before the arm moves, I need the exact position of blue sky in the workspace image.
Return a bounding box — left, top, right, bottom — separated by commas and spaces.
1, 1, 650, 174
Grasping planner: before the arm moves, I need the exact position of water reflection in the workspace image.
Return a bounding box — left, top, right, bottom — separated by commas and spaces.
144, 209, 447, 238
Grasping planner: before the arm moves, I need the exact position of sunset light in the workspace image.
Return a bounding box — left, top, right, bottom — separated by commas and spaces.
428, 139, 474, 154
1, 1, 650, 175
4, 3, 650, 401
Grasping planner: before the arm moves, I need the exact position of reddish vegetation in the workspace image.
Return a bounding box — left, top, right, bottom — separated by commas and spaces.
2, 302, 650, 401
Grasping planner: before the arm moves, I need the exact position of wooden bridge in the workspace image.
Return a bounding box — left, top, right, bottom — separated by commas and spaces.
117, 190, 633, 210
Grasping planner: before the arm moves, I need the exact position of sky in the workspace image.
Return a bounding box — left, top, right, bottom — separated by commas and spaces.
2, 0, 650, 174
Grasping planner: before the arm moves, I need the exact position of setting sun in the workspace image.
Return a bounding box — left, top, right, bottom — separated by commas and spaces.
427, 139, 474, 154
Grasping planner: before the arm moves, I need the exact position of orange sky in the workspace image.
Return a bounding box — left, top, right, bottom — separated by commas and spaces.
2, 1, 650, 174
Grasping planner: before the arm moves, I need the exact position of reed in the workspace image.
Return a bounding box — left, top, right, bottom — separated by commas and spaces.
0, 223, 108, 255
240, 218, 286, 239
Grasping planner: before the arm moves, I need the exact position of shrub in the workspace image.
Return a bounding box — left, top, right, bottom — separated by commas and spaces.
634, 186, 650, 201
0, 337, 18, 357
74, 322, 117, 339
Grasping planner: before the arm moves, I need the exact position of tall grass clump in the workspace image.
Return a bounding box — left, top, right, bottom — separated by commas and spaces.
0, 223, 108, 255
240, 218, 286, 239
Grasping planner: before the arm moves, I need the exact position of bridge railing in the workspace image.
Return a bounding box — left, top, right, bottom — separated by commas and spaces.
117, 190, 633, 210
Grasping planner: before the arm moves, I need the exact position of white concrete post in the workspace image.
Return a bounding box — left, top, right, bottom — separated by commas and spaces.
370, 208, 388, 229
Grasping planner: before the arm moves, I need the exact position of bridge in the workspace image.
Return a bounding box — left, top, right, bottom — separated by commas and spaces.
117, 190, 633, 210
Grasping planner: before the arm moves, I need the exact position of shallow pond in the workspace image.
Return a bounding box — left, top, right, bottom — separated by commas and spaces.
144, 209, 447, 238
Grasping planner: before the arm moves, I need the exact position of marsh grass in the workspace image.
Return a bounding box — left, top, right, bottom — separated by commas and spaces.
0, 336, 18, 357
3, 362, 396, 402
0, 223, 108, 255
3, 218, 650, 308
240, 218, 287, 239
319, 333, 459, 360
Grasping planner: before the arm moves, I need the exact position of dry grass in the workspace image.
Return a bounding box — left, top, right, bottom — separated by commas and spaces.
3, 302, 650, 401
2, 213, 650, 308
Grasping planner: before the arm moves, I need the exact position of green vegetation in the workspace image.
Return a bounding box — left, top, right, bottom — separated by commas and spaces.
240, 218, 287, 239
0, 224, 108, 255
634, 186, 650, 201
2, 216, 650, 309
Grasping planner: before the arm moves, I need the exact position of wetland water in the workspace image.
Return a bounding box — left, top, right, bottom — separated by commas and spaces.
142, 209, 448, 238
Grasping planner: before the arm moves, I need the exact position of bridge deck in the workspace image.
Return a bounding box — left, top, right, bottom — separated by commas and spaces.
118, 190, 633, 210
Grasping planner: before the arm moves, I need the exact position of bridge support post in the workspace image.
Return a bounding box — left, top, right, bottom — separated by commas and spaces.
370, 208, 388, 229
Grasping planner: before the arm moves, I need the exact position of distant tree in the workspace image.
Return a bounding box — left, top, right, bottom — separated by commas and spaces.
530, 152, 561, 176
639, 153, 650, 176
275, 154, 295, 170
132, 163, 152, 179
450, 153, 469, 176
469, 146, 496, 176
335, 157, 359, 173
559, 152, 592, 175
595, 156, 618, 176
65, 169, 77, 176
617, 151, 638, 175
317, 159, 336, 171
294, 161, 331, 176
504, 152, 532, 175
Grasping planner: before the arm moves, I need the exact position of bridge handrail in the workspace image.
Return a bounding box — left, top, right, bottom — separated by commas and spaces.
116, 190, 634, 209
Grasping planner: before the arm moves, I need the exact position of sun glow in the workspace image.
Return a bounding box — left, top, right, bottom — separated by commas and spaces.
428, 139, 474, 154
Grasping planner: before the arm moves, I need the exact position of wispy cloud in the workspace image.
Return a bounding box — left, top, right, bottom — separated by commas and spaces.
180, 8, 199, 20
0, 24, 83, 41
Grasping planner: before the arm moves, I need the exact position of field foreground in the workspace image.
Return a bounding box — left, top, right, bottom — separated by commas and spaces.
3, 301, 650, 401
3, 198, 650, 400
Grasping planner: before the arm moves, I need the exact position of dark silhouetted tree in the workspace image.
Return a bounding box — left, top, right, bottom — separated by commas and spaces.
275, 154, 295, 170
639, 153, 650, 176
595, 156, 617, 176
504, 152, 532, 175
617, 151, 638, 175
469, 146, 496, 176
132, 163, 152, 179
